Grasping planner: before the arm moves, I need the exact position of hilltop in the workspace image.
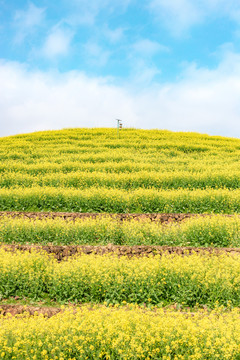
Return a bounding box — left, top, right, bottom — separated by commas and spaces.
0, 128, 240, 213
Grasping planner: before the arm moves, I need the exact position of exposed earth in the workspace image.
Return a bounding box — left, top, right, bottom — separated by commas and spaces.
1, 243, 240, 260
1, 211, 240, 259
0, 211, 215, 223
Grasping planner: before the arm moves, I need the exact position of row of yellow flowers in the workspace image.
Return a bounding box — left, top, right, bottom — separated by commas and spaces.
1, 305, 240, 359
1, 156, 240, 175
1, 129, 240, 180
1, 170, 240, 190
0, 187, 240, 213
1, 214, 240, 247
0, 249, 240, 307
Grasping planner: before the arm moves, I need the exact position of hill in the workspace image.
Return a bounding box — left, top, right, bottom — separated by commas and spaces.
2, 128, 240, 359
0, 128, 240, 213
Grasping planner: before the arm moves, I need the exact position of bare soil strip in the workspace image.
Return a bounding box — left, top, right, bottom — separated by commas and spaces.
0, 211, 216, 223
0, 304, 62, 317
0, 303, 227, 319
1, 211, 240, 258
1, 243, 240, 260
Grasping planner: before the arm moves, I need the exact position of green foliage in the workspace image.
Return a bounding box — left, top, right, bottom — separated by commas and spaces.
1, 249, 240, 307
2, 306, 240, 359
1, 215, 240, 247
1, 128, 240, 213
0, 187, 240, 213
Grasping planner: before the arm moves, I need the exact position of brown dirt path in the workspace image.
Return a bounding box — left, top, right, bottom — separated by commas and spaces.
1, 211, 240, 259
0, 211, 213, 223
1, 243, 240, 260
0, 304, 62, 317
0, 303, 230, 319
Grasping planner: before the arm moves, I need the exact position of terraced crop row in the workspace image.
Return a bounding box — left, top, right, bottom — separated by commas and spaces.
0, 249, 240, 307
1, 170, 240, 190
1, 187, 240, 213
1, 215, 240, 248
1, 306, 240, 360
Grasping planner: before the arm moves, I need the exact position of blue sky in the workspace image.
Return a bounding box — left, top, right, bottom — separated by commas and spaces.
1, 0, 240, 137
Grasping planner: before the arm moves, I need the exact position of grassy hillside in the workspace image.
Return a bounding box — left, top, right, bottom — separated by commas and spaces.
0, 128, 240, 213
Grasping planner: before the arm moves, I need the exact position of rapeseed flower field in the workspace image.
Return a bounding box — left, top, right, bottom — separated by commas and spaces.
1, 128, 240, 358
1, 128, 240, 213
0, 249, 240, 307
1, 215, 240, 247
1, 306, 240, 359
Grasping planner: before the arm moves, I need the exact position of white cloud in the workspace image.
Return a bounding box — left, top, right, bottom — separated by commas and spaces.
131, 61, 161, 85
1, 51, 240, 138
132, 39, 169, 57
84, 42, 110, 67
103, 26, 125, 43
128, 39, 168, 84
41, 27, 74, 58
65, 0, 131, 26
149, 0, 201, 35
149, 0, 240, 36
0, 61, 138, 137
14, 3, 45, 44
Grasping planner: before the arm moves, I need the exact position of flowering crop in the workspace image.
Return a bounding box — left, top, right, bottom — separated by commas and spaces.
1, 187, 240, 213
1, 249, 240, 307
1, 169, 240, 190
1, 128, 240, 213
1, 215, 240, 247
2, 128, 240, 357
1, 306, 240, 359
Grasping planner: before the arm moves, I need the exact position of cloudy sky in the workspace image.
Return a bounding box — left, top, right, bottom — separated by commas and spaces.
1, 1, 240, 138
